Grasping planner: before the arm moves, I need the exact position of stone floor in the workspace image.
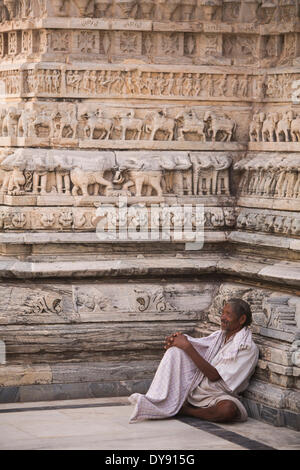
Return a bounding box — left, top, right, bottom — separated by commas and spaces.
0, 397, 299, 451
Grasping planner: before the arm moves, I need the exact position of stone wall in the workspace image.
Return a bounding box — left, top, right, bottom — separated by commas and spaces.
0, 0, 299, 431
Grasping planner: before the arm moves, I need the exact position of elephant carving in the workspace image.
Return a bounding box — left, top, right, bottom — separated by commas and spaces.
190, 153, 231, 196
70, 167, 113, 196
113, 167, 163, 197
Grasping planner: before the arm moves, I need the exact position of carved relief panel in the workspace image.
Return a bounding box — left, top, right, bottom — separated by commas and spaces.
234, 153, 300, 202
0, 281, 215, 324
0, 149, 233, 199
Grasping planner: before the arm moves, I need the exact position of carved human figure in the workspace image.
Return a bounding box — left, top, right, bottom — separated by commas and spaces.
66, 70, 82, 94
216, 74, 227, 97
239, 75, 249, 97
138, 0, 155, 19
193, 73, 203, 97
230, 75, 239, 97
210, 208, 225, 228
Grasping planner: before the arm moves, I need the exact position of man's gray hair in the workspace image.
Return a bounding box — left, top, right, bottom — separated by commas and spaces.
226, 298, 252, 327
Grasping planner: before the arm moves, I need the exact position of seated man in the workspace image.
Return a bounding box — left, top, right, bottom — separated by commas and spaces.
129, 298, 259, 424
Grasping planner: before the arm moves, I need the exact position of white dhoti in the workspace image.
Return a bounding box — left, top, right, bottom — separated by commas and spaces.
129, 346, 201, 423
129, 328, 259, 424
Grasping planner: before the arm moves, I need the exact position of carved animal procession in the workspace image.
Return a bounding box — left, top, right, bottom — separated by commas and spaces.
0, 150, 232, 198
0, 105, 238, 143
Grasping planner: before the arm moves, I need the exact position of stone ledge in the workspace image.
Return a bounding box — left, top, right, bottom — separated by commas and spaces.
0, 18, 299, 34
228, 231, 300, 252
243, 379, 299, 412
237, 197, 300, 212
0, 137, 247, 151
0, 360, 159, 387
0, 257, 219, 279
0, 255, 299, 288
252, 326, 296, 343
241, 397, 300, 431
248, 142, 300, 152
0, 364, 52, 387
0, 379, 151, 404
0, 231, 228, 245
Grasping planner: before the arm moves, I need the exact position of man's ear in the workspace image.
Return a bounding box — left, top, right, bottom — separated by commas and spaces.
239, 314, 247, 326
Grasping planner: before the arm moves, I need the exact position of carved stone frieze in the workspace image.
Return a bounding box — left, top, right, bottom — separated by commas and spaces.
0, 0, 298, 24
0, 149, 233, 199
0, 0, 299, 432
0, 67, 298, 108
0, 102, 244, 147
249, 110, 300, 143
0, 204, 236, 233
236, 209, 300, 238
234, 153, 300, 201
0, 27, 299, 67
208, 282, 299, 336
0, 281, 215, 324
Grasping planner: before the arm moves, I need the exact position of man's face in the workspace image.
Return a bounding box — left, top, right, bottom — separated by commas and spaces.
220, 303, 246, 333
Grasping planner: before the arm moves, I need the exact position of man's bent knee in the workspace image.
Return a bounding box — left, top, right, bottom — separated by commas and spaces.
216, 400, 239, 422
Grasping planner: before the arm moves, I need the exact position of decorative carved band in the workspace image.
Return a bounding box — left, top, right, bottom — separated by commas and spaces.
0, 103, 241, 145
234, 153, 300, 200
0, 149, 232, 199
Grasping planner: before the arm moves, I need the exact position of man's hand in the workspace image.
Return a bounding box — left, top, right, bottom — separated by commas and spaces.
164, 331, 221, 382
164, 332, 190, 351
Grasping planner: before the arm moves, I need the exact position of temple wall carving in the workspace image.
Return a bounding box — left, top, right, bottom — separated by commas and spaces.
0, 0, 299, 430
